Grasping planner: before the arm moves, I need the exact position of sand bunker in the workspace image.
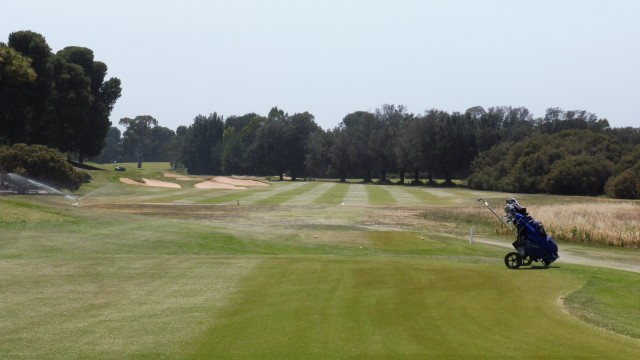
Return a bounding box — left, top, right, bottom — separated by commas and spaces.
209, 176, 269, 187
194, 181, 245, 190
120, 178, 182, 188
194, 177, 269, 189
163, 173, 203, 181
121, 174, 269, 190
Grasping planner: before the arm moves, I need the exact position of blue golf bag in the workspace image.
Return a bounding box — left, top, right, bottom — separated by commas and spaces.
504, 199, 559, 269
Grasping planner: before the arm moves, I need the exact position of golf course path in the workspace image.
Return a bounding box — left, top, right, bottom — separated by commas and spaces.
475, 238, 640, 273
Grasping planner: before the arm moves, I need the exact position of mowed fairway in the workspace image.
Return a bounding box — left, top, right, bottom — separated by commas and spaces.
187, 257, 638, 359
1, 164, 639, 359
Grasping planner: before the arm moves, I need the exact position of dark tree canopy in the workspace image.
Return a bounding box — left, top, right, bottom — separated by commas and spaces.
177, 113, 225, 175
0, 31, 121, 162
89, 103, 640, 199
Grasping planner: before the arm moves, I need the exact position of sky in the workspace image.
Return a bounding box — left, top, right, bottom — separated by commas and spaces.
2, 0, 639, 131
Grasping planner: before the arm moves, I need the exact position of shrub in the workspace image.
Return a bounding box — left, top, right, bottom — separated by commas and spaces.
605, 166, 640, 199
543, 155, 613, 196
0, 143, 89, 192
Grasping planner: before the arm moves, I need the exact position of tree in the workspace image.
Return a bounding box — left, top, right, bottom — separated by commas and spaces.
249, 107, 319, 181
91, 126, 122, 163
395, 116, 424, 184
44, 54, 94, 153
145, 126, 175, 161
544, 155, 613, 196
54, 46, 121, 162
535, 108, 603, 134
427, 110, 477, 184
119, 115, 158, 168
179, 113, 225, 175
165, 125, 188, 170
222, 114, 262, 175
373, 104, 412, 183
338, 111, 376, 182
285, 111, 319, 180
329, 125, 353, 182
305, 128, 334, 178
5, 31, 53, 145
605, 165, 640, 199
0, 44, 37, 145
0, 44, 36, 83
467, 130, 623, 195
2, 32, 121, 160
252, 108, 288, 180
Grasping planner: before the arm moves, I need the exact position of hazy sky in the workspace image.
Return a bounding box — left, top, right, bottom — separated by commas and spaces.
2, 0, 639, 130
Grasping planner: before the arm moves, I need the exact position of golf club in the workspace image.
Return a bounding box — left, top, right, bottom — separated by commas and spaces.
477, 198, 515, 234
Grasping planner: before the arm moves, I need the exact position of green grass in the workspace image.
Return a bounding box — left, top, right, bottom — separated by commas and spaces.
313, 182, 349, 205
185, 257, 639, 359
0, 165, 639, 359
366, 184, 397, 205
563, 266, 640, 338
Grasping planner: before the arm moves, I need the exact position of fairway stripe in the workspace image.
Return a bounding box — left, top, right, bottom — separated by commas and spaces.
239, 181, 308, 204
423, 188, 454, 197
282, 182, 335, 205
342, 183, 369, 206
384, 187, 424, 206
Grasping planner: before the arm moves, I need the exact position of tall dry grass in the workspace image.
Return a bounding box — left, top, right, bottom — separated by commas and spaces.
529, 202, 640, 248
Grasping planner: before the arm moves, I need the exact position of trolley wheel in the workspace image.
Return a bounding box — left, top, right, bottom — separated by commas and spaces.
522, 255, 533, 266
504, 252, 522, 269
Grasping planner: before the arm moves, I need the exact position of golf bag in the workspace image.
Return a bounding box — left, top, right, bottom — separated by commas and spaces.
479, 198, 559, 269
503, 198, 559, 269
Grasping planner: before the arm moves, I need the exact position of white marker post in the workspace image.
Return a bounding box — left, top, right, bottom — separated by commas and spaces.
469, 227, 474, 244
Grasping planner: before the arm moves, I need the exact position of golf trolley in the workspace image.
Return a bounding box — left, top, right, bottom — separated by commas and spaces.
479, 198, 559, 269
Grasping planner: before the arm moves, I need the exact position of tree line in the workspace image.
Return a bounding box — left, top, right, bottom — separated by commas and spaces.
94, 105, 640, 198
4, 31, 640, 199
0, 31, 121, 162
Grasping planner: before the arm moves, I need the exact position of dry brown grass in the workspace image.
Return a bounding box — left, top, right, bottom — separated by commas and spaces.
529, 202, 640, 248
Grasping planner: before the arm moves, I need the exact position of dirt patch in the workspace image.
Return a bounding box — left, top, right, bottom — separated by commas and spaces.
119, 178, 182, 188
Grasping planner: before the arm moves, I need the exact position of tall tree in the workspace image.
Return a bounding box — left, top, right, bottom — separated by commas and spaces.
54, 46, 121, 162
373, 104, 411, 183
429, 110, 476, 184
222, 113, 261, 175
395, 116, 424, 184
44, 53, 94, 153
145, 126, 175, 161
119, 115, 158, 168
252, 108, 288, 180
0, 44, 36, 145
179, 113, 225, 175
305, 128, 334, 178
6, 31, 53, 145
339, 111, 376, 182
329, 125, 353, 182
2, 32, 121, 159
285, 111, 319, 180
